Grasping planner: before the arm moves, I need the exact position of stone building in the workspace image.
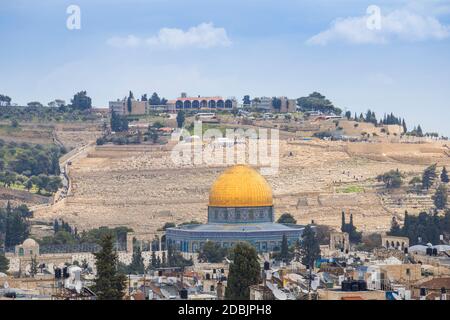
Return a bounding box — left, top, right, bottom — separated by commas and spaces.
15, 238, 40, 257
381, 235, 409, 251
169, 95, 237, 111
329, 232, 350, 252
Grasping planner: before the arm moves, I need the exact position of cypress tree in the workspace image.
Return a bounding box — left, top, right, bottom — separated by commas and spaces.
402, 119, 407, 133
30, 255, 38, 277
129, 245, 145, 274
441, 167, 449, 183
300, 225, 321, 269
225, 242, 260, 300
417, 125, 423, 137
53, 219, 60, 233
0, 253, 9, 273
150, 251, 157, 269
433, 184, 448, 210
280, 234, 290, 261
93, 234, 126, 300
127, 91, 133, 113
422, 164, 437, 190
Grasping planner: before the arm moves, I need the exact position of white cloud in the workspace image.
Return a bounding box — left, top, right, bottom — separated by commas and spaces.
307, 9, 450, 45
107, 22, 231, 49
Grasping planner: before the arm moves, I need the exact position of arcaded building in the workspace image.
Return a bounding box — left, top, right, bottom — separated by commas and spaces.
168, 96, 237, 111
166, 165, 305, 253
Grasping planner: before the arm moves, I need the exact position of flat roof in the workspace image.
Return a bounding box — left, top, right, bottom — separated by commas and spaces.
167, 222, 305, 233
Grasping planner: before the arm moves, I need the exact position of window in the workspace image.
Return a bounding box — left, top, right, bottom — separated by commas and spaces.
19, 248, 24, 256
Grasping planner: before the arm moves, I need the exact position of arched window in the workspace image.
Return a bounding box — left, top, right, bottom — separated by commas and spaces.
184, 100, 191, 109
192, 100, 200, 109
208, 100, 216, 108
201, 100, 208, 108
217, 100, 224, 109
176, 100, 183, 109
225, 99, 233, 109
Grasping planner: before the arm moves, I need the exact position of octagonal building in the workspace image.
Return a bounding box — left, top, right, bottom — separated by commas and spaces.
166, 165, 305, 253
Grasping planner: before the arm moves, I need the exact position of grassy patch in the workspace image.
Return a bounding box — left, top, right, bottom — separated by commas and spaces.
337, 185, 365, 193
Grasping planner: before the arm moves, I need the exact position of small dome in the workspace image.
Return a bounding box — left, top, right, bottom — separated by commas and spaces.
209, 165, 273, 208
22, 238, 38, 247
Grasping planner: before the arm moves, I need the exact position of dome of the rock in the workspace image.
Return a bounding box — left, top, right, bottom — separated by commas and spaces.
209, 165, 273, 208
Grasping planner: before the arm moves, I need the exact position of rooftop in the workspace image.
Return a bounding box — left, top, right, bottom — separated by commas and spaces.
167, 222, 304, 233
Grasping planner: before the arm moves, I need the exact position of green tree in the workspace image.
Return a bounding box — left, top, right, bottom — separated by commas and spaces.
297, 92, 341, 115
149, 92, 161, 106
71, 91, 92, 110
30, 255, 38, 277
150, 251, 157, 269
377, 169, 403, 189
110, 111, 129, 132
160, 222, 176, 231
127, 91, 134, 113
422, 164, 437, 190
198, 241, 227, 263
128, 245, 145, 274
389, 216, 402, 236
417, 125, 423, 137
46, 176, 62, 193
300, 225, 321, 291
300, 225, 321, 268
441, 167, 449, 184
277, 213, 297, 224
25, 179, 33, 191
279, 234, 290, 261
92, 234, 127, 300
433, 184, 448, 210
402, 119, 408, 134
225, 242, 260, 300
345, 111, 352, 120
0, 253, 9, 273
0, 94, 12, 105
176, 111, 185, 128
0, 202, 30, 247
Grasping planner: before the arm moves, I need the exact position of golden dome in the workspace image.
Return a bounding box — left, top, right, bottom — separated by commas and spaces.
209, 165, 273, 208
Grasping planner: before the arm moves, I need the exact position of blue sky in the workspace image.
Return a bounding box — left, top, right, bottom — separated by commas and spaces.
1, 0, 450, 135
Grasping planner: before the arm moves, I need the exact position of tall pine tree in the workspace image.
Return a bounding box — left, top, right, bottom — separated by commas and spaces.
441, 167, 449, 183
93, 234, 126, 300
433, 184, 448, 210
280, 234, 290, 261
225, 242, 260, 300
422, 164, 437, 190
